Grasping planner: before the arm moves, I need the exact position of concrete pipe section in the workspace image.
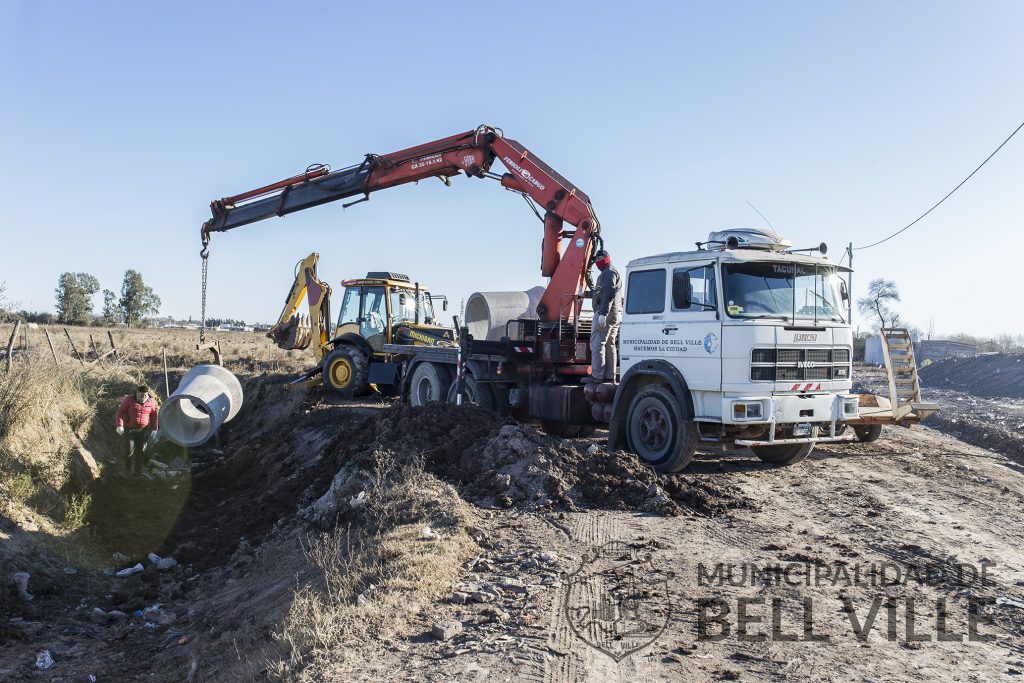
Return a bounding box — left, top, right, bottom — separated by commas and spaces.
465, 286, 544, 341
160, 364, 243, 447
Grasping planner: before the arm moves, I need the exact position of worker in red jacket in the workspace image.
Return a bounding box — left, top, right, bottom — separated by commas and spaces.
115, 385, 159, 476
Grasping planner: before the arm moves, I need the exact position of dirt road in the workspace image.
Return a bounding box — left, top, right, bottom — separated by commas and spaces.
360, 422, 1023, 682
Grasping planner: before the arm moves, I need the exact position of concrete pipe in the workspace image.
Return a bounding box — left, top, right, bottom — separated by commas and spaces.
160, 364, 244, 447
465, 286, 545, 341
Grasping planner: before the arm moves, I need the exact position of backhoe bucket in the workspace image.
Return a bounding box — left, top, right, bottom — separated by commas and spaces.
268, 313, 312, 350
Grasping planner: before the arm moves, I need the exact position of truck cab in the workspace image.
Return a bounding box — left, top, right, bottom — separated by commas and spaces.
607, 228, 860, 470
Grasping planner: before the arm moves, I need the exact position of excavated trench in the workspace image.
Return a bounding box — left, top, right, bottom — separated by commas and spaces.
84, 378, 752, 576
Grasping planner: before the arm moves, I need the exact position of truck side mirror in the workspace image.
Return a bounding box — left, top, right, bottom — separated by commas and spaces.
840, 280, 850, 302
672, 271, 692, 309
442, 300, 448, 311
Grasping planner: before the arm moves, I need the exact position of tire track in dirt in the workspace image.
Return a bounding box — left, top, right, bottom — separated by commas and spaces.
543, 513, 639, 683
540, 511, 675, 683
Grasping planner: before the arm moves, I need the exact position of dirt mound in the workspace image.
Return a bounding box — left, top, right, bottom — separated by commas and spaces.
919, 353, 1024, 398
330, 404, 751, 517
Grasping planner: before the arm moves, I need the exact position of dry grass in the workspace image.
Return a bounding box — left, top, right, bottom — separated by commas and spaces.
0, 351, 126, 515
271, 452, 477, 681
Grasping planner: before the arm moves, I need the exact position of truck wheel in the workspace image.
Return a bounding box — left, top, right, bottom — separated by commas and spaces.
447, 375, 495, 410
409, 362, 451, 406
626, 386, 697, 473
853, 424, 882, 443
751, 443, 813, 465
322, 346, 369, 398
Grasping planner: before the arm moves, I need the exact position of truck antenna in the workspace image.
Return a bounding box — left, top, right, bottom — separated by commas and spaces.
745, 200, 775, 231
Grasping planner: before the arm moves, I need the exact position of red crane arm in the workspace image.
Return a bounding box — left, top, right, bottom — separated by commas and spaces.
201, 125, 601, 322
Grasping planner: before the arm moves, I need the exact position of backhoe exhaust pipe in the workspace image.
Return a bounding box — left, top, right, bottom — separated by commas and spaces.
160, 365, 244, 447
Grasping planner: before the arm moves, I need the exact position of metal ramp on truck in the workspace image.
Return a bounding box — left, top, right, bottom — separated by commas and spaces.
853, 327, 939, 425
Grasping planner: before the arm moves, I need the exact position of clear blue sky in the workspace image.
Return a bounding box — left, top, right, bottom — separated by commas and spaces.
2, 1, 1021, 337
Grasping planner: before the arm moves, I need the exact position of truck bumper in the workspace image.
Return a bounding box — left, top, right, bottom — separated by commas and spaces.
724, 393, 860, 446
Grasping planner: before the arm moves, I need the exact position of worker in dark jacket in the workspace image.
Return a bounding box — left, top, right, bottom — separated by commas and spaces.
115, 385, 159, 476
588, 250, 624, 383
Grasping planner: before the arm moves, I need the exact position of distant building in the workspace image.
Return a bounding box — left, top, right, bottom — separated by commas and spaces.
918, 340, 976, 363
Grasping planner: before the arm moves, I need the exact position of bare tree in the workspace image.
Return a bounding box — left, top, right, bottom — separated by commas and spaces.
857, 279, 901, 330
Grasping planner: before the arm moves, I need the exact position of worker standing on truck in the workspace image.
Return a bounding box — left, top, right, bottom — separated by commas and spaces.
115, 385, 159, 477
588, 250, 623, 383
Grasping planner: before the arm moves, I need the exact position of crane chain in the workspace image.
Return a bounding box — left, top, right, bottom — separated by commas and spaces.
199, 240, 210, 344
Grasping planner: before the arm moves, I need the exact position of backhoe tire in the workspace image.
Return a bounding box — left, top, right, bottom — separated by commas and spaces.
322, 346, 369, 398
409, 362, 451, 407
751, 443, 813, 465
446, 374, 495, 410
853, 424, 882, 443
625, 385, 697, 473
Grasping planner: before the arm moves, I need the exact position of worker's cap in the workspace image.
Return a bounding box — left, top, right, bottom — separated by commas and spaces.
594, 249, 609, 260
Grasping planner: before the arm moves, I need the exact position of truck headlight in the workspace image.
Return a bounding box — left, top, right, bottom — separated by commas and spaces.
732, 401, 764, 421
843, 397, 859, 417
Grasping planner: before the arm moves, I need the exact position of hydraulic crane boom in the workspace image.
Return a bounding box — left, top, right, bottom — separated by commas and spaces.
201, 125, 601, 323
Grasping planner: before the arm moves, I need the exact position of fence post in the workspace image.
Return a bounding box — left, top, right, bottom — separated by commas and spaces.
44, 329, 60, 366
64, 328, 85, 366
5, 321, 21, 371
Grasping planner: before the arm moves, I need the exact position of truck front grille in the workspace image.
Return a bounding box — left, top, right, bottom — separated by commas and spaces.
750, 347, 852, 383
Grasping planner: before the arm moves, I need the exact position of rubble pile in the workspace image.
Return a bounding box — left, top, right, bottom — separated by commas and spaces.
332, 403, 751, 516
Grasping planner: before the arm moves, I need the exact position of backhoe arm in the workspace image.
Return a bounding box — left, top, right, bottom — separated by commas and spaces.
201, 125, 601, 322
266, 252, 332, 358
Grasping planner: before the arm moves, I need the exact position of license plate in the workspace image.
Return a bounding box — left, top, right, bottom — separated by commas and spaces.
792, 423, 812, 437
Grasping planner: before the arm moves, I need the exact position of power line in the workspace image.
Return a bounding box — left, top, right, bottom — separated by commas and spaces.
855, 118, 1024, 251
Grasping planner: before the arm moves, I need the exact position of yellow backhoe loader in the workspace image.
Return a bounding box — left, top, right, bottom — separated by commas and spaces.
269, 253, 455, 397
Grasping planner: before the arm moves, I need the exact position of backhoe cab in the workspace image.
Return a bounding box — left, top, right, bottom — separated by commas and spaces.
322, 272, 454, 397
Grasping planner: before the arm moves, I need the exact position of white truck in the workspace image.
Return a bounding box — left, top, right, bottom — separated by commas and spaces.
597, 227, 859, 470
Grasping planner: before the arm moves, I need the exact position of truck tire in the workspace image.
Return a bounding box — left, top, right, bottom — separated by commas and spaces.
409, 362, 451, 407
322, 346, 369, 398
853, 424, 882, 443
625, 385, 697, 473
447, 374, 495, 410
751, 443, 813, 465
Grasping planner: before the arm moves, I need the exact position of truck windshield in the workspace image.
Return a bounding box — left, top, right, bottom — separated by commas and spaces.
721, 262, 845, 322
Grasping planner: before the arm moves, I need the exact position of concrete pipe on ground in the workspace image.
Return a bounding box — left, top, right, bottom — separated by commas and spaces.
465, 286, 545, 341
160, 364, 244, 447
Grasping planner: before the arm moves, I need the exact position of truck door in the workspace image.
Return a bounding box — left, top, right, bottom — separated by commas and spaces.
619, 263, 721, 396
359, 286, 388, 354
